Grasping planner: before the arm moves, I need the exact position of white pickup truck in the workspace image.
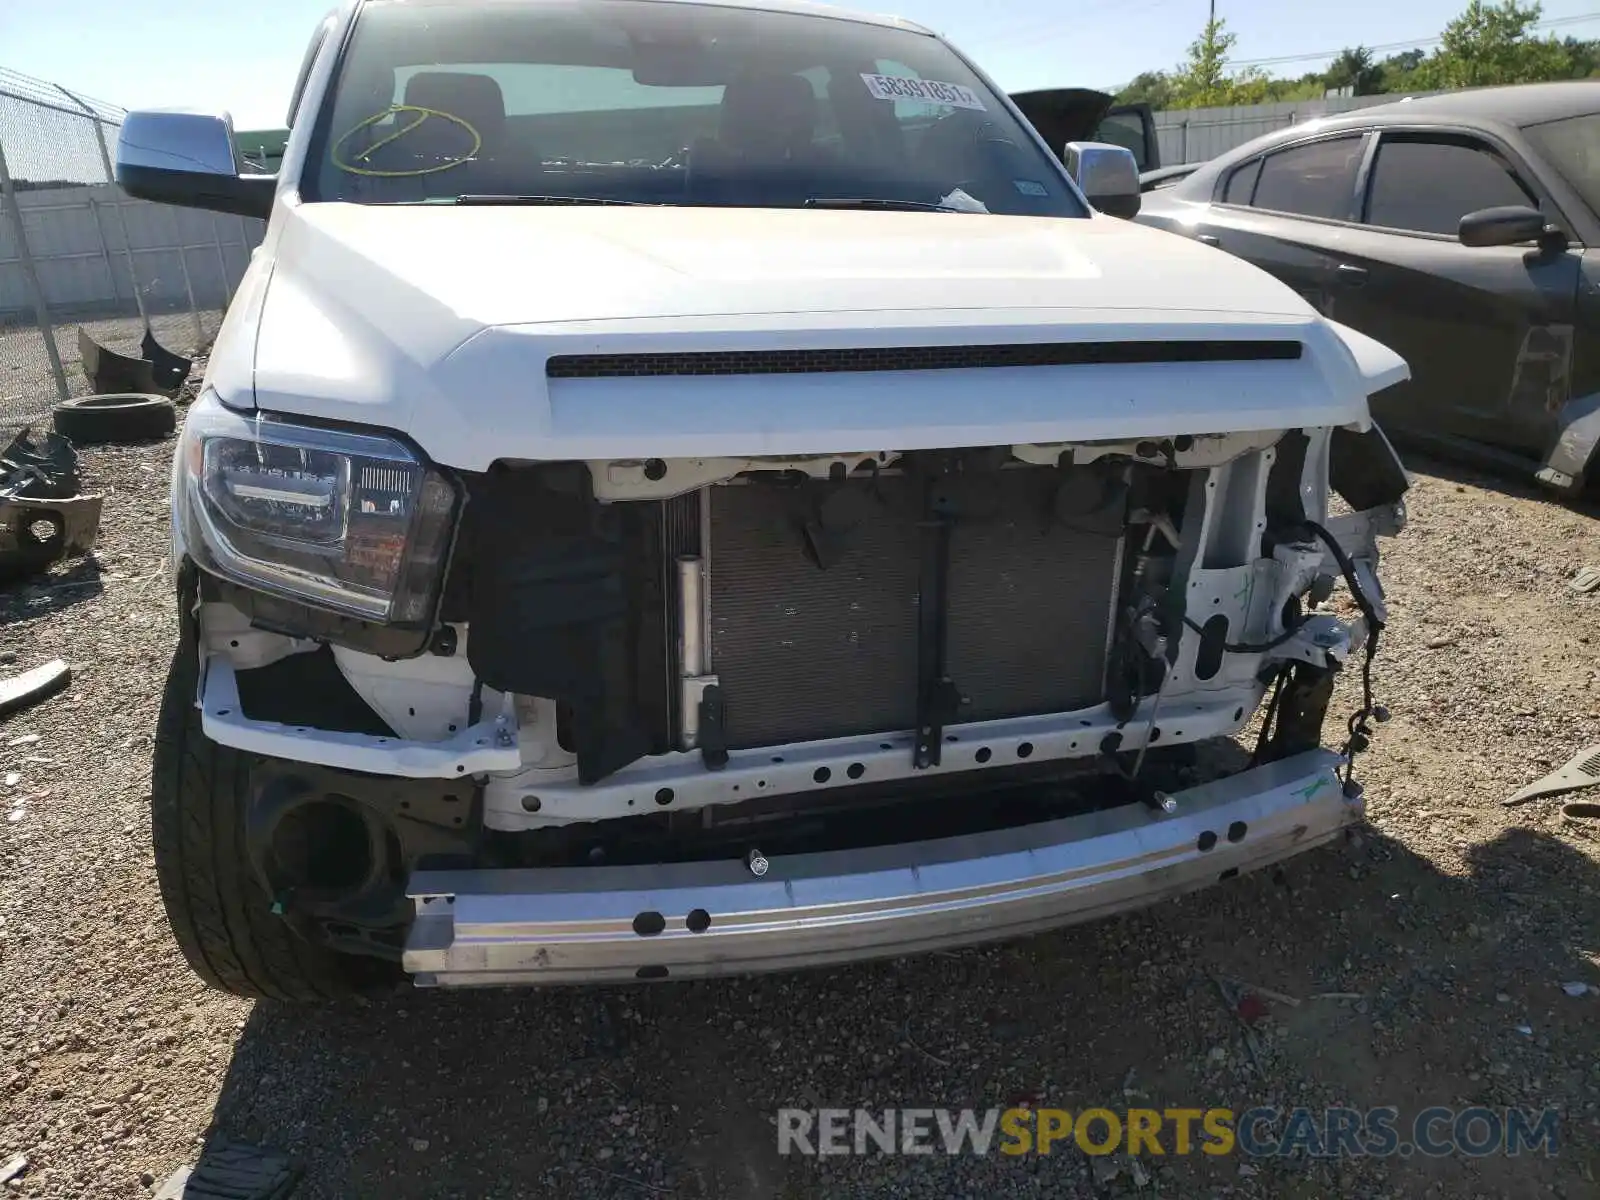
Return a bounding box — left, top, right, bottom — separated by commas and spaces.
118, 0, 1409, 1000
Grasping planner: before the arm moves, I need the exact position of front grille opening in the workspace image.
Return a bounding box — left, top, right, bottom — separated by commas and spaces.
547, 340, 1303, 379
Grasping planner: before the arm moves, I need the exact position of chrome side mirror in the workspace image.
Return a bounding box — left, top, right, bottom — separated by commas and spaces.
1063, 141, 1141, 219
115, 110, 275, 220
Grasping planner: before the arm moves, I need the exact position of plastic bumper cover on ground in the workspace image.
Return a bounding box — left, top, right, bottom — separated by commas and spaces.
403, 750, 1358, 986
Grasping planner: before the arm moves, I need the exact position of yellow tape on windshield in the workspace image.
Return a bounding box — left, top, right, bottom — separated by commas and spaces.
331, 105, 482, 177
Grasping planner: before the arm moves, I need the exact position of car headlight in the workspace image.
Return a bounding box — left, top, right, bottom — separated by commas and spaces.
177, 393, 459, 623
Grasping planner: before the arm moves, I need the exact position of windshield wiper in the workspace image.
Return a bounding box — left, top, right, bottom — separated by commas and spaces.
804, 197, 958, 213
452, 194, 646, 206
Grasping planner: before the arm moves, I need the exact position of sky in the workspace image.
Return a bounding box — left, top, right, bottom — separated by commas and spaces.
5, 0, 1600, 131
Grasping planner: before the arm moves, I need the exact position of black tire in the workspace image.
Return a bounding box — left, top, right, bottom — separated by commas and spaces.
53, 392, 176, 444
151, 645, 394, 1001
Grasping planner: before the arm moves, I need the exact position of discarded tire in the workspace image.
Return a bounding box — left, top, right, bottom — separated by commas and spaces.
51, 393, 176, 444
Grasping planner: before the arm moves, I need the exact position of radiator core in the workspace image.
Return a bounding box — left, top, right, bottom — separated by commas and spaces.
706, 468, 1122, 750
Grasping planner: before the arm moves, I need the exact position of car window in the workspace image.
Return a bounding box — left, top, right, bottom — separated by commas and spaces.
1222, 157, 1262, 205
1364, 136, 1536, 235
1092, 110, 1148, 170
1524, 112, 1600, 224
1248, 136, 1365, 220
304, 0, 1086, 216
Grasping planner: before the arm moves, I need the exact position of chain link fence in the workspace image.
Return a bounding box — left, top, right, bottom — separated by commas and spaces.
0, 65, 263, 432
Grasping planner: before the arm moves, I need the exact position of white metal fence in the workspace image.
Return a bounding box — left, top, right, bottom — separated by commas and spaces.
1151, 92, 1445, 167
0, 66, 265, 432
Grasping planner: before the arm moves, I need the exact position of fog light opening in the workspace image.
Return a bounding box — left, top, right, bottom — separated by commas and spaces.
269, 798, 374, 900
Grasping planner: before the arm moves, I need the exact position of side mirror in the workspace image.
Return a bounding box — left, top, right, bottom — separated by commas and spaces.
1063, 141, 1141, 219
1458, 204, 1560, 250
115, 110, 276, 220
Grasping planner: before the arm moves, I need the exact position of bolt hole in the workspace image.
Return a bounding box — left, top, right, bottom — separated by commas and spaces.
229, 639, 239, 648
632, 911, 666, 937
216, 709, 231, 717
1079, 719, 1092, 727
637, 965, 669, 980
1069, 740, 1078, 749
1148, 728, 1161, 744
521, 796, 542, 814
686, 908, 711, 933
1197, 831, 1218, 852
408, 707, 416, 717
975, 747, 992, 764
400, 800, 411, 810
1218, 867, 1239, 881
880, 742, 893, 751
945, 734, 957, 743
846, 762, 865, 780
654, 787, 674, 807
757, 779, 767, 789
1017, 742, 1034, 759
1227, 821, 1248, 843
643, 458, 668, 481
448, 724, 458, 733
1233, 707, 1244, 721
451, 816, 462, 825
771, 755, 784, 763
455, 765, 466, 773
813, 767, 832, 784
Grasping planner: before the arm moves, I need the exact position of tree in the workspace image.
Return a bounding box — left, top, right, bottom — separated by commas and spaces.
1168, 18, 1270, 108
1325, 46, 1385, 95
1415, 1, 1574, 88
1116, 70, 1177, 109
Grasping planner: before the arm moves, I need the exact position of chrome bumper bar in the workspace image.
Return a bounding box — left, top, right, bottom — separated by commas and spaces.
403, 750, 1358, 987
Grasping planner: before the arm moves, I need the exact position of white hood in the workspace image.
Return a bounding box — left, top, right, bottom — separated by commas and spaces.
240, 202, 1400, 470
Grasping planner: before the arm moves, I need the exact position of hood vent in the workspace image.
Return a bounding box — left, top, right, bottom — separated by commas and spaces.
545, 340, 1303, 379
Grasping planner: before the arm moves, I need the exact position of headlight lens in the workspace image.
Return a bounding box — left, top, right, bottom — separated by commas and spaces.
178, 394, 459, 623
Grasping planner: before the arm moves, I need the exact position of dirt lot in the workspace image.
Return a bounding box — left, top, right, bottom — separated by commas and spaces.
0, 437, 1597, 1199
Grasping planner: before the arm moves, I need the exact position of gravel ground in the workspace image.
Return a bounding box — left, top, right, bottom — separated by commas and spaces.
1, 437, 1597, 1199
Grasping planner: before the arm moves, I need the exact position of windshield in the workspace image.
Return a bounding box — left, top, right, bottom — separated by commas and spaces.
1524, 111, 1600, 223
303, 0, 1086, 217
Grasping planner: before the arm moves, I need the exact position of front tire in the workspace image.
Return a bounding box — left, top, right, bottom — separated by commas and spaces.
150, 646, 393, 1001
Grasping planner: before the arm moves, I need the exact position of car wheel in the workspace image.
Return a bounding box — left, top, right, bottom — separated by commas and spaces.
150, 645, 398, 1001
52, 393, 176, 444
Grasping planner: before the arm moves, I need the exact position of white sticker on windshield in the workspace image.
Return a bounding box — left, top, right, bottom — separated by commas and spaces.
861, 73, 987, 111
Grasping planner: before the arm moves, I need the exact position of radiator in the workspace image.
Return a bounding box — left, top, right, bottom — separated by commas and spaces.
706, 467, 1122, 750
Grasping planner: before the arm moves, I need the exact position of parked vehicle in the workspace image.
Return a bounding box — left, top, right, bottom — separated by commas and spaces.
118, 0, 1407, 999
1137, 83, 1600, 494
1010, 88, 1160, 174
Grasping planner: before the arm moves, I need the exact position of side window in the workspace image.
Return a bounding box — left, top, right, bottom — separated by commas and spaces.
1364, 136, 1537, 236
286, 16, 334, 129
1250, 135, 1366, 220
1092, 111, 1147, 171
1222, 158, 1262, 205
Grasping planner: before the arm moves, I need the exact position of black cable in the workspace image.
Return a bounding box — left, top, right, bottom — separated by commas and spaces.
1183, 614, 1302, 654
1301, 520, 1386, 786
1250, 666, 1291, 767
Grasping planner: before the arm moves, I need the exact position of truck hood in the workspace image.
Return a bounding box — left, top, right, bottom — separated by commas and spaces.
245, 202, 1400, 470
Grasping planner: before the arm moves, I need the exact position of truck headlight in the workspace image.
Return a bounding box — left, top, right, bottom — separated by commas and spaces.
177, 394, 459, 623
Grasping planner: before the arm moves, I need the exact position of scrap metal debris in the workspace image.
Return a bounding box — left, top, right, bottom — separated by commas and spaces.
1503, 744, 1600, 807
0, 1154, 26, 1185
1571, 566, 1600, 594
0, 428, 103, 585
77, 324, 190, 399
0, 660, 71, 720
